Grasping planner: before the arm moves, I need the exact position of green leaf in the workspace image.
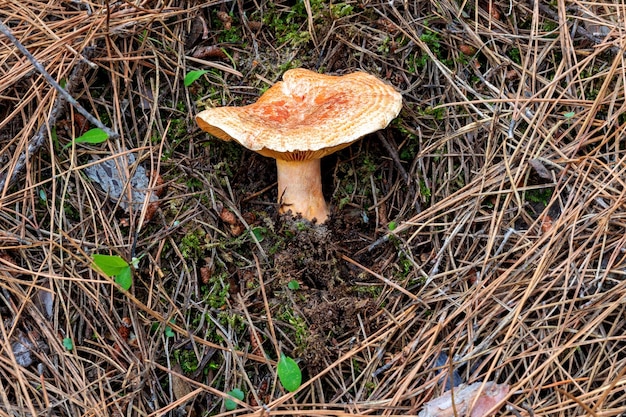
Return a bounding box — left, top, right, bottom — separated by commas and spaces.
251, 227, 266, 242
164, 325, 175, 338
287, 280, 300, 290
64, 128, 109, 150
388, 221, 397, 231
563, 111, 575, 119
92, 254, 129, 276
115, 265, 133, 290
62, 337, 74, 351
277, 353, 302, 392
184, 70, 209, 87
224, 388, 244, 411
93, 254, 132, 290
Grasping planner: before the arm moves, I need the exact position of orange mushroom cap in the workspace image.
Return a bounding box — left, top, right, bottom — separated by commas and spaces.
195, 68, 403, 161
195, 68, 402, 222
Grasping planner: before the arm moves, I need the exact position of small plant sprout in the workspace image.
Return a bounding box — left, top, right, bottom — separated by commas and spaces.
184, 69, 209, 87
277, 352, 302, 392
92, 254, 133, 290
63, 127, 109, 150
196, 68, 402, 223
224, 388, 245, 411
62, 337, 74, 351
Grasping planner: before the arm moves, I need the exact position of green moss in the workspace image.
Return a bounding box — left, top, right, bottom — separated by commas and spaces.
174, 349, 199, 373
421, 105, 445, 121
419, 179, 431, 202
543, 20, 558, 33
354, 284, 382, 298
277, 307, 308, 347
525, 187, 553, 205
331, 3, 354, 18
263, 0, 325, 46
507, 47, 522, 65
202, 271, 230, 309
179, 229, 206, 259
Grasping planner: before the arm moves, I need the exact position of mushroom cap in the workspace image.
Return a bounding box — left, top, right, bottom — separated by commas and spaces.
196, 68, 403, 161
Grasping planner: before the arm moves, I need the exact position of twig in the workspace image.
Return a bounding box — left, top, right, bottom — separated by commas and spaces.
0, 19, 116, 191
0, 19, 118, 138
0, 46, 99, 192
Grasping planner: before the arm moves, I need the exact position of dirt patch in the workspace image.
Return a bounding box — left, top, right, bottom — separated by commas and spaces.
271, 219, 378, 370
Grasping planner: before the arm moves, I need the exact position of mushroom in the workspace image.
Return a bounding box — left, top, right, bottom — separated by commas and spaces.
196, 68, 402, 223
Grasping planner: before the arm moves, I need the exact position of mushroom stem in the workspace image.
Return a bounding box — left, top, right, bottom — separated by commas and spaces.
276, 158, 329, 223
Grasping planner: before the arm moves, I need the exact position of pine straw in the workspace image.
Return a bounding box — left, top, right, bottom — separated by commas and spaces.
1, 0, 626, 416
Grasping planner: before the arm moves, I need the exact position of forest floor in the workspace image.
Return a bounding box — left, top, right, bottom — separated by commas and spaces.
1, 1, 626, 416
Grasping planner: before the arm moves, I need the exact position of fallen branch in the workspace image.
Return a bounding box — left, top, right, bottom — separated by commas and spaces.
0, 19, 117, 191
0, 19, 117, 139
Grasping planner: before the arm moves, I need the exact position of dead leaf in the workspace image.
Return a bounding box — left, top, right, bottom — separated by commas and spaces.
171, 363, 193, 400
216, 11, 232, 30
419, 381, 509, 417
200, 264, 213, 284
35, 289, 54, 319
529, 159, 553, 180
85, 152, 159, 213
541, 215, 554, 233
13, 339, 34, 367
459, 44, 477, 55
12, 330, 48, 368
192, 45, 227, 60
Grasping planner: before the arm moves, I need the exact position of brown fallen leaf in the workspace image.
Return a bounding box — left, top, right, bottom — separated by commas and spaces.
487, 2, 501, 20
459, 44, 477, 56
192, 45, 227, 60
216, 10, 232, 30
419, 381, 509, 417
200, 261, 214, 284
541, 215, 554, 233
172, 363, 193, 400
529, 159, 553, 180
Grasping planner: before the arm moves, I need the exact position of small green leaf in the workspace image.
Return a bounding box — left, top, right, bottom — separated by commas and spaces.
165, 319, 176, 338
184, 70, 209, 87
388, 221, 397, 231
115, 266, 133, 290
277, 353, 302, 392
62, 337, 74, 351
224, 388, 244, 411
39, 189, 47, 202
92, 254, 129, 276
251, 227, 266, 242
287, 280, 300, 290
93, 254, 132, 290
563, 111, 575, 119
64, 128, 109, 150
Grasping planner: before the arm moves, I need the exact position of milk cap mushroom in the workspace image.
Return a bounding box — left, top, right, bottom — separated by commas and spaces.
196, 68, 402, 223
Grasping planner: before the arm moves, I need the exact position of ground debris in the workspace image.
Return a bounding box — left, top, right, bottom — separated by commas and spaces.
85, 152, 159, 212
419, 382, 509, 417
